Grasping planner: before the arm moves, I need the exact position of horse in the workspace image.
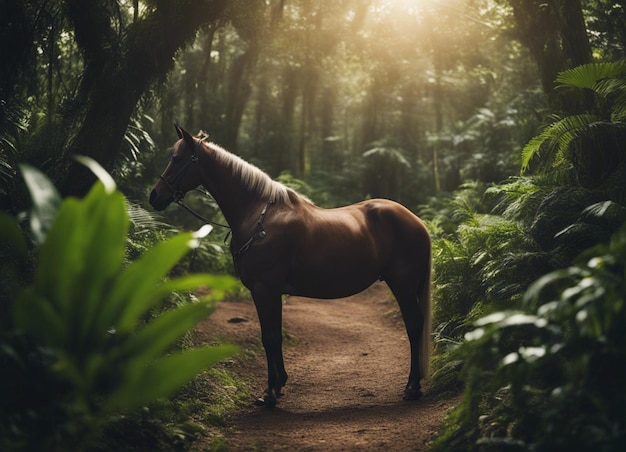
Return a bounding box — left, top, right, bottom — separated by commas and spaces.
149, 126, 432, 407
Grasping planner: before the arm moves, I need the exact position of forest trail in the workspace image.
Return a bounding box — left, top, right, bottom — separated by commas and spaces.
194, 283, 458, 451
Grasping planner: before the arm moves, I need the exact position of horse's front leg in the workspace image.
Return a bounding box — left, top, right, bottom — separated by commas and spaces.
251, 288, 288, 407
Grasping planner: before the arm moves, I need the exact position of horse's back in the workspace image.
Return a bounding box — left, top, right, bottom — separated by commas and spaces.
361, 198, 430, 264
355, 198, 430, 247
273, 198, 429, 298
288, 197, 429, 255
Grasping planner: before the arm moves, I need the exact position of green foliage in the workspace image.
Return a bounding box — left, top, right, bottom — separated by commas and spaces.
0, 99, 29, 194
276, 172, 316, 200
555, 60, 626, 91
521, 113, 601, 171
426, 181, 554, 398
1, 160, 237, 449
429, 182, 547, 330
20, 163, 62, 245
521, 60, 626, 184
432, 223, 626, 451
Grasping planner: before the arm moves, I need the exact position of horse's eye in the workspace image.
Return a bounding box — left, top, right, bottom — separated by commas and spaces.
172, 155, 183, 164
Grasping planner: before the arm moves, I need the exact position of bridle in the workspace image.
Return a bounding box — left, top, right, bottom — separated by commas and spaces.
156, 139, 274, 256
159, 141, 201, 204
158, 140, 231, 230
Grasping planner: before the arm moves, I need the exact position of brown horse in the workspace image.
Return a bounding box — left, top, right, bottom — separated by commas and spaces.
150, 126, 432, 407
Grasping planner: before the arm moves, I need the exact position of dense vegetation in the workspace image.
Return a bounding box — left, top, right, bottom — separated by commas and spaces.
1, 0, 625, 450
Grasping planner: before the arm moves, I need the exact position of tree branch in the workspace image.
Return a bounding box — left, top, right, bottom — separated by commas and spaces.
60, 0, 229, 197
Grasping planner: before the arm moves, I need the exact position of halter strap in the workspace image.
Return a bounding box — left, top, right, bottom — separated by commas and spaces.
233, 200, 274, 255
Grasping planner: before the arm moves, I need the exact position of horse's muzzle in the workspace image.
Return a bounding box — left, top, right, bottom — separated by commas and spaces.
149, 189, 171, 211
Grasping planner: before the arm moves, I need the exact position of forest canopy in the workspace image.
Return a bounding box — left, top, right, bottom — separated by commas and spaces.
1, 0, 597, 203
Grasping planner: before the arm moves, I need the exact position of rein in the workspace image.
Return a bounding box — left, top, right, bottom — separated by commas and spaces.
175, 194, 231, 230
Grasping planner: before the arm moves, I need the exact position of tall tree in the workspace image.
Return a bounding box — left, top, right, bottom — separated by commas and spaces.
508, 0, 592, 111
59, 0, 229, 196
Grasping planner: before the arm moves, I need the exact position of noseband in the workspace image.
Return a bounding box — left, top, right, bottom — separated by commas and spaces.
158, 142, 200, 203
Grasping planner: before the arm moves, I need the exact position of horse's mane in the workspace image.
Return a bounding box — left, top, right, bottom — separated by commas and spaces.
204, 141, 294, 205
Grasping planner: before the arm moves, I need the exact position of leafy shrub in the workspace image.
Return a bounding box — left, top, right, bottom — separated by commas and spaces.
0, 160, 237, 450
432, 222, 626, 451
429, 182, 548, 334
428, 178, 623, 394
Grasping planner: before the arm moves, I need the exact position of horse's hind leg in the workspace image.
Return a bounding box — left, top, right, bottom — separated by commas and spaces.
385, 271, 430, 400
251, 288, 288, 407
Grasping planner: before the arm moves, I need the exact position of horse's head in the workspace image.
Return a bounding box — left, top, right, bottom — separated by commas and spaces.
149, 125, 203, 211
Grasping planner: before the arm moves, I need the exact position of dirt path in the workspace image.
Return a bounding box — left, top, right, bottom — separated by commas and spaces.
194, 283, 457, 451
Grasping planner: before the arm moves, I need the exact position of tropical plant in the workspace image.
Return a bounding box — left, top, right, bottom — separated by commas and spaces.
428, 183, 547, 364
1, 159, 237, 450
431, 220, 626, 451
521, 60, 626, 186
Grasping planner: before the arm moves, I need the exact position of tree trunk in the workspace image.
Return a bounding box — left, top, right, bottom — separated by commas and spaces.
60, 0, 228, 197
221, 43, 259, 152
508, 0, 591, 112
508, 0, 565, 95
432, 44, 444, 193
276, 67, 299, 174
559, 0, 592, 68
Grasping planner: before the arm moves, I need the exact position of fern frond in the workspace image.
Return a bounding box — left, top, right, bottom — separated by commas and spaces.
521, 115, 601, 172
126, 202, 174, 234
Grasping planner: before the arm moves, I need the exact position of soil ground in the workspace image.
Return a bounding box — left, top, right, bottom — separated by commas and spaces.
193, 282, 458, 451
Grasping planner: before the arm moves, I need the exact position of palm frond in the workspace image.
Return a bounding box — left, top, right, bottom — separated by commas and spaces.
362, 147, 411, 168
556, 61, 626, 90
592, 71, 626, 121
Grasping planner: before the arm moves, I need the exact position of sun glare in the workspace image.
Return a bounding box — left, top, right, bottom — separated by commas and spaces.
378, 0, 435, 15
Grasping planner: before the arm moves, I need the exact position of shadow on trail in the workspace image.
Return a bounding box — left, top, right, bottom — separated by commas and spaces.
226, 395, 450, 450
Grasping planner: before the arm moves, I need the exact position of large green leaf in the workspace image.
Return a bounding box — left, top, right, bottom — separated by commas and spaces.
117, 299, 216, 363
33, 182, 128, 328
105, 344, 238, 412
0, 212, 27, 259
19, 163, 61, 245
34, 197, 86, 315
76, 184, 129, 338
104, 232, 197, 331
13, 289, 66, 346
12, 157, 237, 429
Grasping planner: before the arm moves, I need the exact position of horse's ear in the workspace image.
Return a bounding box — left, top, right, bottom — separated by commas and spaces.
180, 127, 195, 149
174, 124, 183, 139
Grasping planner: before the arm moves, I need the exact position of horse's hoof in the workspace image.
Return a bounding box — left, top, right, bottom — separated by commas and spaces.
403, 385, 423, 401
254, 391, 277, 407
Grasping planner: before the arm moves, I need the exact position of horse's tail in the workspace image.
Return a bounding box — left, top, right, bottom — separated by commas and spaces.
418, 246, 432, 379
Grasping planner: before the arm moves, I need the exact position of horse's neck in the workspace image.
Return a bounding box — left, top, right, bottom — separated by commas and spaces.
199, 147, 264, 231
